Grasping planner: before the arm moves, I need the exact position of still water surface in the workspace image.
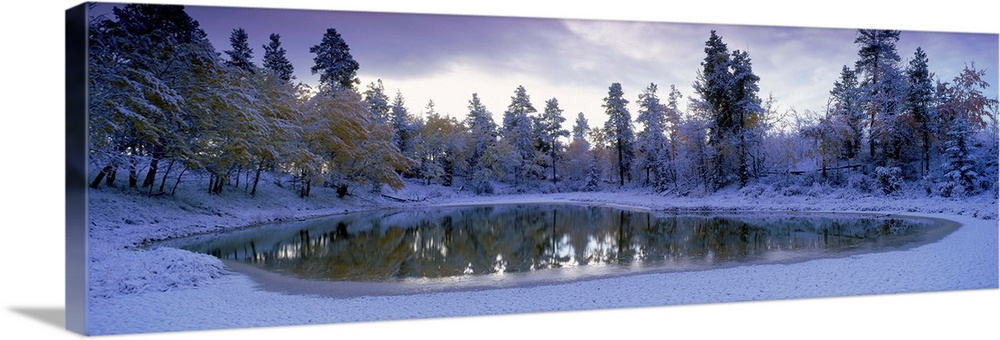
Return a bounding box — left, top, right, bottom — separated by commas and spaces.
166, 204, 948, 282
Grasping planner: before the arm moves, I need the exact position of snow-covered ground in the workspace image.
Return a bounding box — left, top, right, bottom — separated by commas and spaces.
83, 175, 998, 335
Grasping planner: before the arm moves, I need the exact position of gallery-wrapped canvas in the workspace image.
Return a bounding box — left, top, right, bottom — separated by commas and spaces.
65, 1, 998, 338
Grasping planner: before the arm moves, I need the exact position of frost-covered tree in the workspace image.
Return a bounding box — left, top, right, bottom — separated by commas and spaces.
466, 93, 498, 176
905, 47, 936, 175
729, 50, 764, 187
224, 27, 256, 73
262, 33, 294, 82
572, 112, 589, 140
935, 63, 998, 195
87, 3, 220, 193
538, 98, 570, 184
502, 85, 539, 184
415, 105, 469, 186
363, 79, 391, 124
602, 82, 635, 186
635, 83, 670, 188
829, 65, 864, 161
854, 29, 904, 166
940, 115, 978, 196
310, 28, 359, 92
693, 30, 735, 190
562, 112, 592, 182
390, 90, 416, 159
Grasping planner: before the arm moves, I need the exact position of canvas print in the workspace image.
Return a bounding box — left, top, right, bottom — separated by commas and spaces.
66, 1, 999, 336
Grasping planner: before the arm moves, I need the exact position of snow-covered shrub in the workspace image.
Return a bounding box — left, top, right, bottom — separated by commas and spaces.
473, 180, 495, 195
875, 166, 903, 194
846, 172, 875, 193
781, 185, 803, 196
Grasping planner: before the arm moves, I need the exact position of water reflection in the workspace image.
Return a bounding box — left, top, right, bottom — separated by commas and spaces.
173, 205, 937, 281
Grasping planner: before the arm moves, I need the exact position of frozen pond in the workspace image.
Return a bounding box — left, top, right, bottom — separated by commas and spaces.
163, 204, 954, 284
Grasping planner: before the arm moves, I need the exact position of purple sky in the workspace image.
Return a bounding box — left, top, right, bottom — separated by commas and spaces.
90, 2, 999, 131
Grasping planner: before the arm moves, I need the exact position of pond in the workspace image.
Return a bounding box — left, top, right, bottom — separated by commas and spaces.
163, 204, 955, 287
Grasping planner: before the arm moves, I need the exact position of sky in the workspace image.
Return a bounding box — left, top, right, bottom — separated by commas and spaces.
89, 2, 999, 131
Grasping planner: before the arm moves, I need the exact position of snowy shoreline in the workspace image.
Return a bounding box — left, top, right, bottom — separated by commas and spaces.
84, 180, 999, 335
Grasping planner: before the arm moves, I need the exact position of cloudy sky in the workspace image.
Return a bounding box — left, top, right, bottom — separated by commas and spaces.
91, 2, 998, 130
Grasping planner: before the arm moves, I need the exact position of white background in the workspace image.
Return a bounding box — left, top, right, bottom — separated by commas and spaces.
1, 0, 997, 339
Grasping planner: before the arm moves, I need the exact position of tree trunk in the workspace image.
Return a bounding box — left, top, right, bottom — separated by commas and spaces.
90, 165, 113, 189
105, 166, 118, 187
142, 156, 159, 188
170, 168, 186, 196
250, 165, 263, 198
617, 139, 625, 186
158, 160, 175, 194
128, 164, 138, 188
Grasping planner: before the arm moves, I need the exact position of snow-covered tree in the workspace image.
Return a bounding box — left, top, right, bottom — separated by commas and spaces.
904, 47, 936, 175
390, 90, 416, 161
466, 93, 498, 176
635, 83, 670, 188
310, 28, 359, 92
572, 112, 589, 140
602, 82, 635, 186
693, 30, 735, 190
854, 29, 904, 166
262, 33, 294, 82
829, 65, 864, 161
502, 85, 539, 184
224, 27, 256, 73
562, 112, 592, 182
363, 79, 391, 124
87, 4, 220, 193
538, 98, 570, 184
729, 50, 764, 187
935, 63, 998, 195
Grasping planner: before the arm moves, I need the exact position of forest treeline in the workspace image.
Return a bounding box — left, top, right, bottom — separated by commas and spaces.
87, 4, 999, 200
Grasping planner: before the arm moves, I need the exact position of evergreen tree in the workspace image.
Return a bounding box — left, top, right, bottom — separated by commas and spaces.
830, 65, 863, 160
602, 82, 635, 186
224, 27, 256, 73
854, 29, 903, 165
363, 79, 391, 124
501, 85, 539, 184
693, 30, 735, 190
729, 50, 763, 187
390, 90, 415, 158
905, 47, 936, 175
262, 33, 294, 82
466, 93, 497, 172
310, 28, 360, 91
572, 112, 589, 140
635, 83, 669, 187
538, 98, 570, 184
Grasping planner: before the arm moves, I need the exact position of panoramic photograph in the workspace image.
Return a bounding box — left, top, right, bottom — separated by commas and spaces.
69, 1, 997, 337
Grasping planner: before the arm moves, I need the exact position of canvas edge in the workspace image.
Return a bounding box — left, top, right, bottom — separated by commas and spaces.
65, 2, 88, 335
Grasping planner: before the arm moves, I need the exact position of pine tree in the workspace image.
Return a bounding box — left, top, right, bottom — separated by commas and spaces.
854, 29, 903, 165
941, 114, 978, 196
572, 112, 589, 140
635, 83, 669, 187
363, 79, 391, 124
224, 27, 256, 73
466, 93, 498, 174
262, 33, 294, 82
905, 47, 936, 175
502, 85, 538, 184
830, 65, 863, 160
693, 30, 735, 190
538, 98, 570, 184
390, 90, 415, 158
310, 28, 359, 92
729, 50, 763, 187
602, 82, 635, 186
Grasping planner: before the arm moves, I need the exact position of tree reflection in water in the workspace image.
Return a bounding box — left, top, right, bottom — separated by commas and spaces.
184, 205, 934, 281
